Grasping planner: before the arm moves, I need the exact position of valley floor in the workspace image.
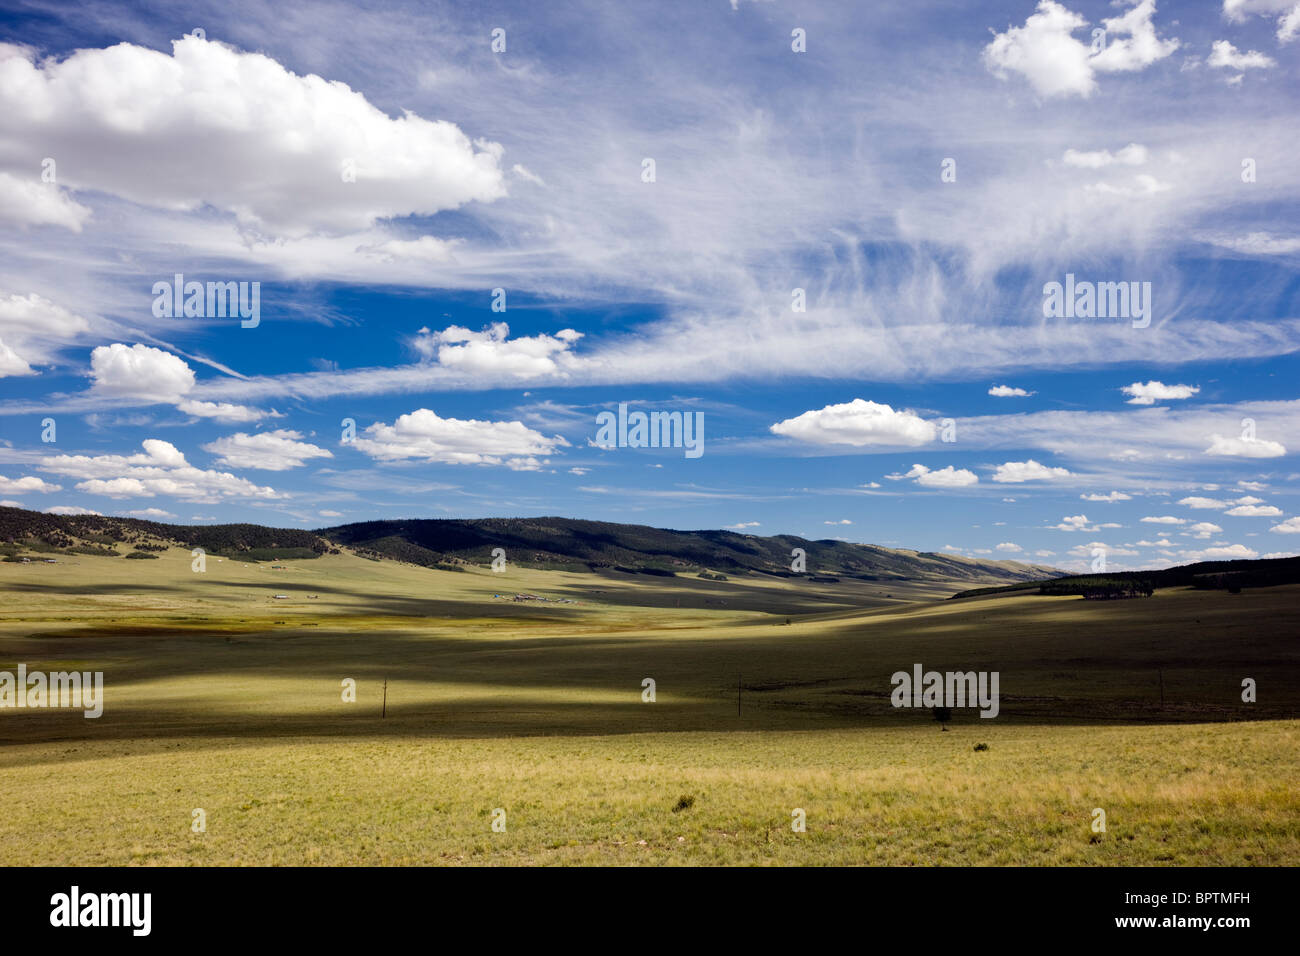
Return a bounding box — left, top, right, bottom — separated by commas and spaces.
1, 551, 1296, 865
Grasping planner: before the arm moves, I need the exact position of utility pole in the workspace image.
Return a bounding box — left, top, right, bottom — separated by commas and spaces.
382, 678, 388, 719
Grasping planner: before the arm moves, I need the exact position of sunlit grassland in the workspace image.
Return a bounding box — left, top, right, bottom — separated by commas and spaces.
0, 550, 1296, 865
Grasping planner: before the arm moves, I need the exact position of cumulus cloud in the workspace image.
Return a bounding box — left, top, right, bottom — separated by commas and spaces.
995, 541, 1022, 552
0, 292, 91, 376
1184, 543, 1258, 560
1178, 496, 1227, 509
984, 0, 1179, 99
0, 171, 91, 231
39, 438, 283, 501
412, 323, 585, 380
352, 408, 567, 470
1141, 515, 1186, 524
1081, 491, 1131, 501
89, 343, 265, 421
770, 399, 936, 447
0, 37, 506, 237
1269, 516, 1300, 534
1207, 40, 1276, 70
90, 343, 194, 401
1222, 0, 1300, 40
44, 505, 100, 515
0, 474, 61, 494
891, 463, 979, 487
127, 507, 176, 518
201, 430, 333, 471
992, 459, 1073, 482
1185, 521, 1223, 538
1053, 514, 1118, 531
1204, 433, 1287, 457
1226, 503, 1282, 516
1122, 381, 1199, 405
988, 384, 1035, 397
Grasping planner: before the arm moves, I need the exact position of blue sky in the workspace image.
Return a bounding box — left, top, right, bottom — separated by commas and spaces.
0, 0, 1298, 571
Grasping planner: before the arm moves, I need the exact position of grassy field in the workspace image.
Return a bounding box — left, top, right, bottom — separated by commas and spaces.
1, 550, 1296, 865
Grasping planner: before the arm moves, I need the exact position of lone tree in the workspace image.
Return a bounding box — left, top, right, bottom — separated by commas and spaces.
933, 706, 952, 731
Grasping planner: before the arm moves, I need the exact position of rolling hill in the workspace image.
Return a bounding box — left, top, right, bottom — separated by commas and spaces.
0, 506, 1057, 586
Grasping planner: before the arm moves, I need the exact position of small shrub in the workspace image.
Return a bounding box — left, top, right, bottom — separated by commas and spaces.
672, 794, 695, 813
125, 551, 159, 559
973, 742, 989, 752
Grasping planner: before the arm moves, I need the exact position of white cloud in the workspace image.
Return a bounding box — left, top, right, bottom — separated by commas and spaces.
1238, 480, 1268, 491
995, 541, 1022, 552
318, 510, 343, 518
1203, 232, 1300, 256
89, 343, 265, 421
1184, 543, 1258, 560
0, 171, 91, 231
770, 399, 936, 447
90, 343, 194, 401
361, 236, 461, 264
992, 459, 1073, 482
1090, 1, 1180, 72
175, 400, 267, 423
0, 292, 92, 376
1081, 491, 1131, 501
412, 323, 584, 380
824, 519, 853, 525
1055, 514, 1094, 531
44, 505, 100, 516
984, 1, 1098, 97
726, 521, 760, 529
127, 508, 176, 518
895, 463, 979, 488
1269, 516, 1300, 534
1178, 496, 1227, 509
1122, 381, 1199, 405
1204, 434, 1287, 457
40, 438, 283, 502
1186, 521, 1223, 538
1207, 40, 1276, 70
0, 37, 505, 237
984, 0, 1178, 99
1062, 143, 1148, 168
352, 408, 567, 470
988, 384, 1035, 397
1225, 503, 1282, 516
1281, 5, 1300, 41
1141, 515, 1186, 524
0, 474, 61, 494
201, 430, 333, 471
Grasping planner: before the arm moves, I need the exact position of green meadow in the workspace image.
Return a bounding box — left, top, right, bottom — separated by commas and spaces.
1, 550, 1296, 865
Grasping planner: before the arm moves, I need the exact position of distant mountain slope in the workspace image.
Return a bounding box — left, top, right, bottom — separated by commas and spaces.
950, 555, 1300, 599
0, 506, 332, 559
0, 506, 1058, 584
317, 516, 1059, 583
